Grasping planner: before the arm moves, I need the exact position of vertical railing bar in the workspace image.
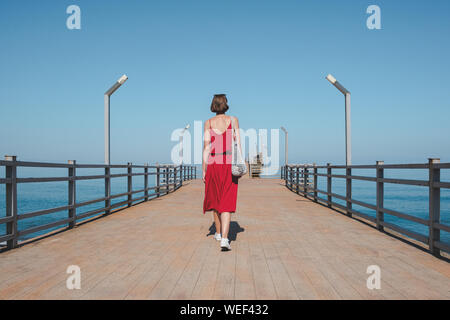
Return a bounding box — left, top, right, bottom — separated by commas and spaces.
376, 161, 384, 231
5, 155, 18, 249
296, 166, 300, 195
68, 160, 76, 228
285, 166, 288, 187
156, 165, 160, 197
172, 166, 176, 192
429, 158, 441, 256
165, 166, 169, 194
346, 166, 352, 217
127, 162, 132, 207
303, 165, 308, 197
290, 166, 293, 191
327, 163, 332, 208
144, 163, 149, 201
105, 165, 111, 215
313, 163, 318, 202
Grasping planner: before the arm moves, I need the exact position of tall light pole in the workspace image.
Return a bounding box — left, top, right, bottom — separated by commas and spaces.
104, 75, 128, 165
180, 124, 190, 164
326, 74, 351, 166
280, 126, 288, 165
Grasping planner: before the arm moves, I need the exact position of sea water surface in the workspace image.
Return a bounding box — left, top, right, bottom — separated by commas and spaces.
1, 166, 449, 246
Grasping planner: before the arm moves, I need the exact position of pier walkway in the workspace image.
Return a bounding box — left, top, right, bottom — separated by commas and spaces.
0, 177, 449, 299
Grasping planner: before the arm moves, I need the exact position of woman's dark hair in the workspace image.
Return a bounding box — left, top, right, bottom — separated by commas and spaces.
210, 94, 229, 114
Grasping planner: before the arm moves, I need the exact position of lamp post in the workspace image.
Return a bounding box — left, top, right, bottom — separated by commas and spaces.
326, 74, 351, 166
104, 75, 128, 165
280, 126, 288, 166
180, 124, 190, 164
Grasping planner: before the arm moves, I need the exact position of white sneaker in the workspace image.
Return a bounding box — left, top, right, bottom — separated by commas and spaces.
214, 233, 222, 241
220, 238, 231, 251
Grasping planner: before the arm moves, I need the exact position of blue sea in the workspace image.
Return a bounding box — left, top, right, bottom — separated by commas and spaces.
0, 166, 449, 248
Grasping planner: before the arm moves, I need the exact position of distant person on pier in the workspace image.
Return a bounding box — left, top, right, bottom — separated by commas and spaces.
202, 94, 242, 251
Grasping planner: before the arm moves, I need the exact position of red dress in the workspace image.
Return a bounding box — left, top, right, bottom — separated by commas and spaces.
203, 121, 238, 214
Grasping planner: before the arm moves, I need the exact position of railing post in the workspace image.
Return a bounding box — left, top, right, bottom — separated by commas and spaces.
289, 166, 293, 190
285, 166, 288, 188
303, 165, 308, 197
428, 158, 441, 257
286, 166, 288, 189
327, 163, 332, 208
281, 166, 284, 180
105, 165, 111, 215
376, 161, 384, 231
284, 165, 289, 187
68, 160, 76, 229
180, 165, 183, 186
346, 166, 352, 217
5, 155, 18, 249
296, 166, 300, 194
156, 165, 160, 198
165, 166, 170, 194
144, 163, 149, 201
173, 166, 177, 191
127, 162, 132, 207
313, 163, 318, 202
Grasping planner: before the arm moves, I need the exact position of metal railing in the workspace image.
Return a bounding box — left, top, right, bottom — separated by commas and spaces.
281, 158, 450, 257
0, 155, 196, 251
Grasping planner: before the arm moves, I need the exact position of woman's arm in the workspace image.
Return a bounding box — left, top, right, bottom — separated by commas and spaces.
233, 116, 243, 155
202, 120, 211, 182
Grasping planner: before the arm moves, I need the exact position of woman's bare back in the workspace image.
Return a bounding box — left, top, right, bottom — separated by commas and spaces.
208, 115, 233, 135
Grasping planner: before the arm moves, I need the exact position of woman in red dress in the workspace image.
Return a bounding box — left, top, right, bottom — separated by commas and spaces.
203, 94, 241, 251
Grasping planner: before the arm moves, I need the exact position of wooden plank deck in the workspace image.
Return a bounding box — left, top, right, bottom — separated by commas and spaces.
0, 177, 449, 300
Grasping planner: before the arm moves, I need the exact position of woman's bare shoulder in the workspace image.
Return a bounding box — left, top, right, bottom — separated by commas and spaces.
204, 117, 215, 128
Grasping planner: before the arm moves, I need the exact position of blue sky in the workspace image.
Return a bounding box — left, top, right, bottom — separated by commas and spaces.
1, 0, 449, 165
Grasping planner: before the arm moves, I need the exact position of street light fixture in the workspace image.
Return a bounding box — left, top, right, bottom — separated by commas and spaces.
326, 74, 351, 166
180, 124, 190, 164
104, 75, 128, 165
280, 126, 288, 165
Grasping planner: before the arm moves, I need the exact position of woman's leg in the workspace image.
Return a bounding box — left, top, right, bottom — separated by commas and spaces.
213, 210, 221, 234
220, 212, 231, 239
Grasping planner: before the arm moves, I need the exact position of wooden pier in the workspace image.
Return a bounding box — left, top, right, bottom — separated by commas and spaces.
0, 176, 449, 300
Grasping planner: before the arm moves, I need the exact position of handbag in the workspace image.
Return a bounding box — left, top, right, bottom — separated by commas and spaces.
230, 116, 247, 177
